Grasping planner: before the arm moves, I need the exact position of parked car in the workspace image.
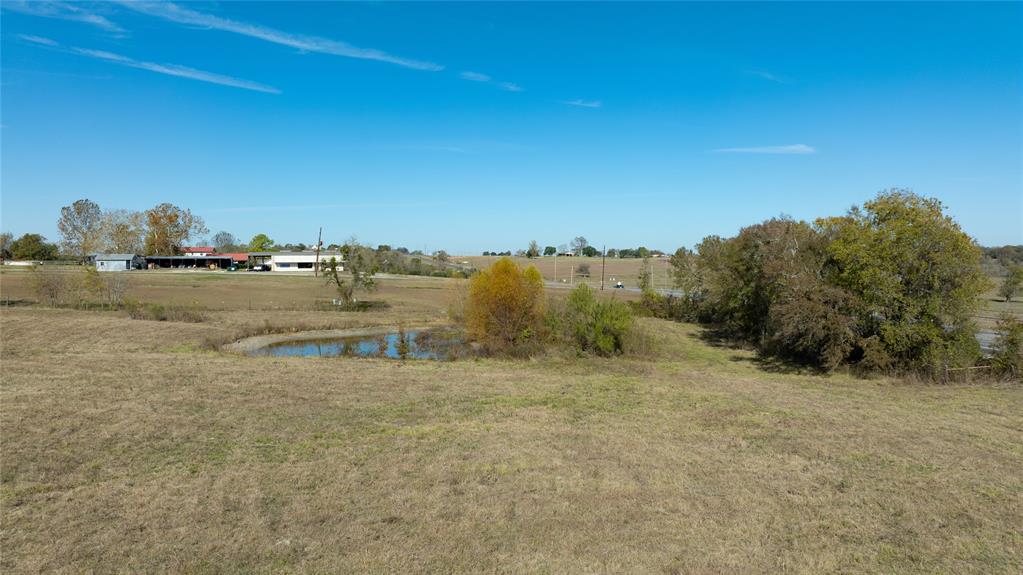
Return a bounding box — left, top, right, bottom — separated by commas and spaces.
250, 264, 271, 272
614, 281, 624, 289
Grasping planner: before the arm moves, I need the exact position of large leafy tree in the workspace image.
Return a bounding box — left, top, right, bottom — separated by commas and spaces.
819, 190, 988, 372
10, 233, 59, 260
100, 210, 146, 253
248, 233, 275, 251
57, 199, 103, 260
143, 203, 207, 256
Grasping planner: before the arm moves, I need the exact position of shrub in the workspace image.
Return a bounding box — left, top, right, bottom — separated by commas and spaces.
30, 268, 67, 306
990, 315, 1023, 379
464, 257, 545, 353
559, 284, 634, 356
124, 299, 205, 323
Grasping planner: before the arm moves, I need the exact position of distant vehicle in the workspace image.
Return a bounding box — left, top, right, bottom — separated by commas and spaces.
226, 265, 238, 271
614, 282, 624, 289
250, 264, 271, 272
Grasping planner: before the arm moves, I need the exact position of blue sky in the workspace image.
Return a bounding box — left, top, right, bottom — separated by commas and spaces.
2, 1, 1021, 252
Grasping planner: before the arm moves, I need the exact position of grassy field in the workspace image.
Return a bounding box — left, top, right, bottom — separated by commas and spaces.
459, 255, 672, 290
1, 269, 1021, 573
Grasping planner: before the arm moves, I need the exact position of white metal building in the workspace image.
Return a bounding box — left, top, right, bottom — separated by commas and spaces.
94, 254, 144, 271
249, 252, 344, 271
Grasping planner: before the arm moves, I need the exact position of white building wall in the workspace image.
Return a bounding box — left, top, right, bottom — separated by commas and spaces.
96, 259, 129, 271
270, 254, 344, 272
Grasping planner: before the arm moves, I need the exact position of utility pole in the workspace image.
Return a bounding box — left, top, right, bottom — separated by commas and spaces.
600, 245, 606, 290
314, 226, 322, 277
553, 252, 557, 285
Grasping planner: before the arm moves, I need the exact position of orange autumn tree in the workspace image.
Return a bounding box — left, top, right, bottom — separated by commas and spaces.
465, 257, 545, 352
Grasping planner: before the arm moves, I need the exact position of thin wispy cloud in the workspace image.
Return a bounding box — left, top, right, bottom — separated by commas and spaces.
746, 69, 790, 83
460, 71, 491, 82
712, 144, 816, 154
117, 1, 443, 72
20, 36, 280, 94
18, 34, 58, 47
561, 99, 602, 108
3, 1, 124, 33
459, 71, 523, 92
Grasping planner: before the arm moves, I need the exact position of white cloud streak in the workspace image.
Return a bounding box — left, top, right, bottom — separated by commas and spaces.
561, 99, 602, 108
746, 69, 789, 83
3, 1, 124, 33
20, 35, 280, 94
712, 144, 816, 154
18, 34, 59, 47
460, 71, 491, 82
460, 71, 523, 92
117, 1, 444, 72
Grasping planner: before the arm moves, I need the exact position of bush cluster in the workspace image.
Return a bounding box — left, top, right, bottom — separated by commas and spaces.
461, 258, 638, 357
464, 258, 546, 353
664, 190, 990, 376
553, 284, 633, 356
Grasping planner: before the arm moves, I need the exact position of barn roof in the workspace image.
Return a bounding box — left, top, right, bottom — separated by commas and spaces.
94, 254, 141, 260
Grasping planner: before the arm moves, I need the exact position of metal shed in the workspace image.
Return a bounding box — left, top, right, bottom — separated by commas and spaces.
94, 254, 144, 271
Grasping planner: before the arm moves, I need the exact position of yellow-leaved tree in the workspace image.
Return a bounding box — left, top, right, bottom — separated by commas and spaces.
465, 257, 545, 353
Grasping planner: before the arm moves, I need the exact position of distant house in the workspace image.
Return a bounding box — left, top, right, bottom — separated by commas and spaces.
181, 246, 215, 257
94, 254, 144, 271
248, 251, 344, 271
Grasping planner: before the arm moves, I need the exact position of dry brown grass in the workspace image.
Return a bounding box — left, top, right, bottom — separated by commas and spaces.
461, 255, 674, 290
1, 273, 1021, 573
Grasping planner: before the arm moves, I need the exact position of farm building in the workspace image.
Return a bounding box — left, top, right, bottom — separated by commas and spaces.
180, 246, 216, 257
219, 253, 249, 266
247, 251, 344, 271
146, 255, 233, 269
94, 254, 145, 271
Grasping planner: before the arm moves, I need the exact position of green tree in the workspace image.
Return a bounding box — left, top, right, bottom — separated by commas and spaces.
582, 245, 599, 257
323, 248, 377, 308
248, 233, 275, 251
562, 283, 633, 356
638, 256, 653, 292
543, 245, 557, 257
10, 233, 59, 260
57, 199, 104, 260
999, 266, 1023, 302
143, 203, 207, 256
819, 190, 988, 373
990, 314, 1023, 379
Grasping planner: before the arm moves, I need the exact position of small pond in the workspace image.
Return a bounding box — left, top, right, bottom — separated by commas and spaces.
248, 329, 472, 360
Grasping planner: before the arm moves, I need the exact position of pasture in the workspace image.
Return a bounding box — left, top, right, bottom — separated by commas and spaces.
460, 255, 674, 290
1, 268, 1021, 573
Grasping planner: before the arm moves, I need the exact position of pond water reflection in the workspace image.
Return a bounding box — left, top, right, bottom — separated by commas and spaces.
248, 329, 471, 360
